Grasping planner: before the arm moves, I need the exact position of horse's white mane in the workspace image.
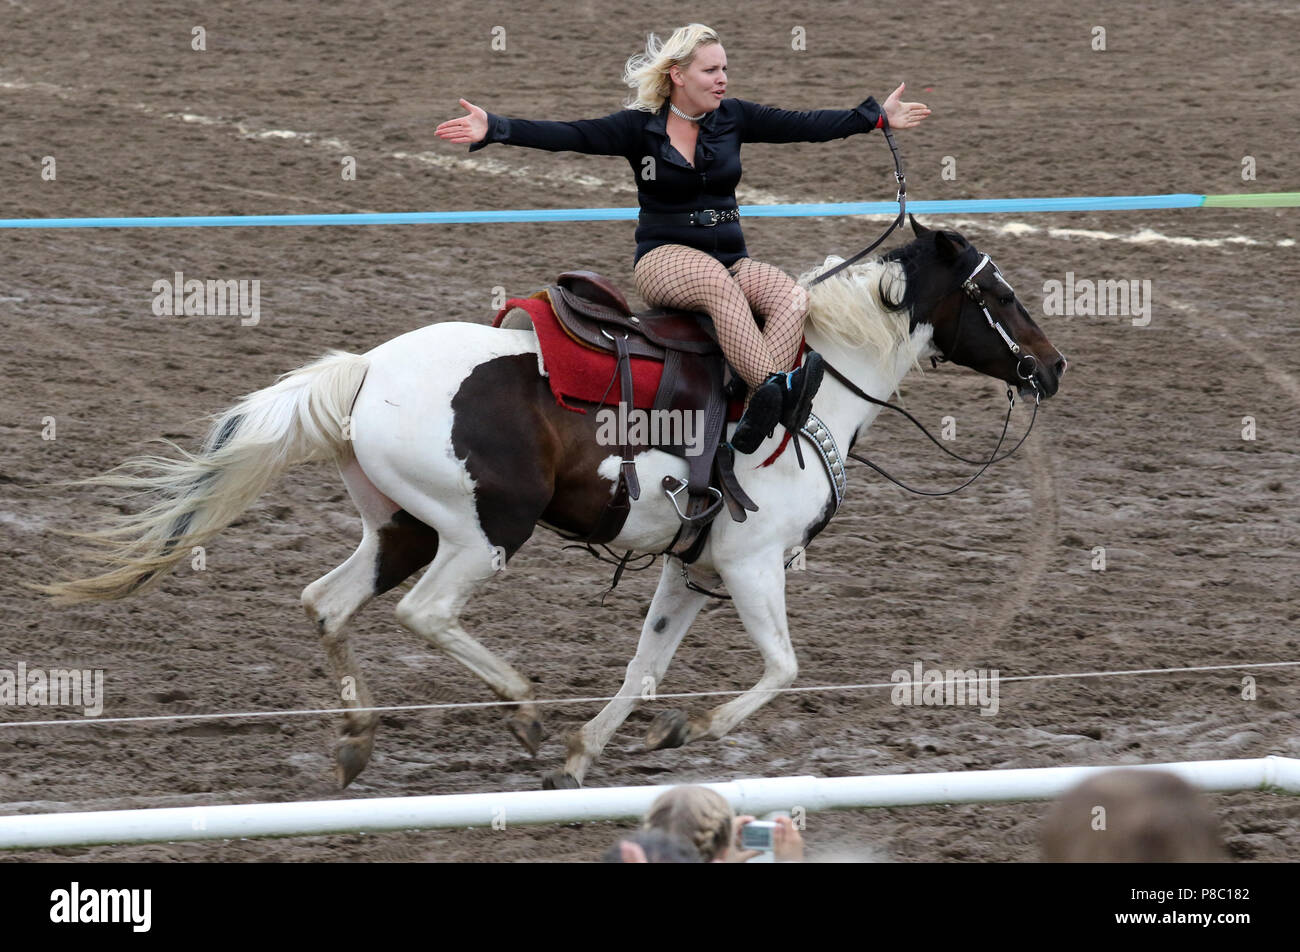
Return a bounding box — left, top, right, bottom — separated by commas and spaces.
797, 255, 918, 369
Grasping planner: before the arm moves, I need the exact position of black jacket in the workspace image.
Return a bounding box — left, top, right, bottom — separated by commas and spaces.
468, 96, 884, 267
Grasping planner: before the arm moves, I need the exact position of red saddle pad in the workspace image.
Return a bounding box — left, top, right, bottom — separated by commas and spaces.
493, 291, 744, 421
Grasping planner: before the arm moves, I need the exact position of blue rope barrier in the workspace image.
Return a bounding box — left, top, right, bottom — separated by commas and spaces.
0, 193, 1217, 229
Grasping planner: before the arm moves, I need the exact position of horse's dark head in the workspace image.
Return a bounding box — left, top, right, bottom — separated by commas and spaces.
891, 217, 1066, 400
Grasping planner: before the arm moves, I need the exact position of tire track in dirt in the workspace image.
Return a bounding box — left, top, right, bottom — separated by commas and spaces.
1166, 294, 1300, 408
978, 430, 1058, 660
201, 181, 374, 212
968, 284, 1296, 666
21, 315, 157, 404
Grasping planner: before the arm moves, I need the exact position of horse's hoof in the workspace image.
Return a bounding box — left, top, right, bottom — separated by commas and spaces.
334, 736, 373, 789
507, 714, 545, 757
645, 709, 689, 750
542, 771, 581, 790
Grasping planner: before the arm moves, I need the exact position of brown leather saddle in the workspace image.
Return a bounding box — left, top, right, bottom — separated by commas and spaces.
547, 270, 759, 561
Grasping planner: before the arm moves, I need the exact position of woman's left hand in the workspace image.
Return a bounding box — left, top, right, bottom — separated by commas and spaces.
727, 815, 762, 863
883, 82, 931, 129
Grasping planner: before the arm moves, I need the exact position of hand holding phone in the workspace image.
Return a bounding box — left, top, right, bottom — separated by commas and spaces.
740, 819, 777, 852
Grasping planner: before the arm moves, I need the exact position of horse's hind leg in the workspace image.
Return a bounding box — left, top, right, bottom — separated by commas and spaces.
394, 539, 544, 755
301, 458, 424, 788
546, 557, 709, 789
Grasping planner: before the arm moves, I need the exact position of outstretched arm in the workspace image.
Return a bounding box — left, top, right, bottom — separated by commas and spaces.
436, 98, 635, 156
738, 83, 930, 143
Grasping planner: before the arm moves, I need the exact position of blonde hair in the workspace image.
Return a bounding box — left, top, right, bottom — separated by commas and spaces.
642, 785, 734, 861
623, 24, 721, 112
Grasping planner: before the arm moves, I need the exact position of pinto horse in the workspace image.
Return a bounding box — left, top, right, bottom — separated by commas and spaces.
46, 218, 1066, 789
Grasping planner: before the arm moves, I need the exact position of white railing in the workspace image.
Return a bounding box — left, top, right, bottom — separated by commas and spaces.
1, 756, 1297, 850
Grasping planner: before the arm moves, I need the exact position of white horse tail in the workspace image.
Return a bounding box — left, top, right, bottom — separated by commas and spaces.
43, 350, 370, 604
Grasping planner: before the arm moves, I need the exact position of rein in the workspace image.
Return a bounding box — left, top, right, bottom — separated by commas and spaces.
800, 107, 1043, 495
807, 115, 906, 288
824, 359, 1038, 496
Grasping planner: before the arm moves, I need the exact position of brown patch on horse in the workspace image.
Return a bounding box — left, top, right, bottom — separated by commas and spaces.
449, 354, 641, 552
374, 510, 439, 595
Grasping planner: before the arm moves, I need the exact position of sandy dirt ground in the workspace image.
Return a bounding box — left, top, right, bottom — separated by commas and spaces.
1, 0, 1297, 862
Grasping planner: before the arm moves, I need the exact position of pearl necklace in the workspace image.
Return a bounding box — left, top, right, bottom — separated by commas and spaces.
669, 102, 706, 122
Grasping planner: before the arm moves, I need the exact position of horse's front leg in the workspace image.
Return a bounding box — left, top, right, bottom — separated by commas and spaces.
543, 556, 709, 789
646, 547, 796, 749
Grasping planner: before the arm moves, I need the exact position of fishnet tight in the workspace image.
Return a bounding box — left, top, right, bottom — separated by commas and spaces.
634, 243, 808, 392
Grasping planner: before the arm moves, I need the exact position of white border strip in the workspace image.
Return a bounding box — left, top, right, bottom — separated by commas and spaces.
1, 757, 1297, 849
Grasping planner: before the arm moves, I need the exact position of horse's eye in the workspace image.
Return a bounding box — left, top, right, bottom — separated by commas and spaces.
998, 294, 1014, 306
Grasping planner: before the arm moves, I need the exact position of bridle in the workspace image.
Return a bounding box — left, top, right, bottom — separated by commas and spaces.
945, 251, 1042, 397
815, 252, 1044, 497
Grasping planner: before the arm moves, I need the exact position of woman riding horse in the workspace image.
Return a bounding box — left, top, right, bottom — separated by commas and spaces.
435, 23, 931, 452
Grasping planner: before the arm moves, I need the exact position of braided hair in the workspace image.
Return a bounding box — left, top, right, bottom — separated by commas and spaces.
642, 785, 735, 862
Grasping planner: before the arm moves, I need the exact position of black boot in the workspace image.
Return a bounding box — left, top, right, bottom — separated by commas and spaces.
778, 351, 825, 431
722, 368, 748, 402
729, 377, 783, 454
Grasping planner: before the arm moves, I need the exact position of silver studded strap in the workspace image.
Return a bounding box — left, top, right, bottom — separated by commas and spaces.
799, 412, 846, 513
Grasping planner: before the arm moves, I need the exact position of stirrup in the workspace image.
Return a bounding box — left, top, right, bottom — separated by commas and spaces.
662, 477, 725, 526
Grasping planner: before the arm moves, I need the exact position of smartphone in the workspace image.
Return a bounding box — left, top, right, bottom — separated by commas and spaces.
740, 820, 777, 851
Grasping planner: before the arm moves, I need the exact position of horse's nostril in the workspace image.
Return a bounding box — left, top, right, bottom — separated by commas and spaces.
1055, 356, 1067, 376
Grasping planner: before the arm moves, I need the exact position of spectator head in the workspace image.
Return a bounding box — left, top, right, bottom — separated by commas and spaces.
642, 785, 735, 862
1039, 768, 1227, 862
601, 828, 703, 863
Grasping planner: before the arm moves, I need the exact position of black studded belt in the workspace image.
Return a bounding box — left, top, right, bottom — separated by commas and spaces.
638, 208, 741, 228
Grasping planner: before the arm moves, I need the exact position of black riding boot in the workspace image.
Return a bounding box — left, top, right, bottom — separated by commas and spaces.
778, 351, 825, 432
729, 352, 826, 454
729, 377, 784, 454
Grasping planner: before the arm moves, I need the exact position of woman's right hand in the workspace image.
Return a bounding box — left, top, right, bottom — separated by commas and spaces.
435, 99, 488, 145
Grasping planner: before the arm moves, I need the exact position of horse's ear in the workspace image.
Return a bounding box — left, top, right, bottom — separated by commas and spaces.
934, 229, 963, 263
909, 214, 928, 236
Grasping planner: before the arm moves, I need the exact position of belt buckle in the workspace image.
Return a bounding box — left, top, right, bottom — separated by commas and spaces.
694, 208, 717, 227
